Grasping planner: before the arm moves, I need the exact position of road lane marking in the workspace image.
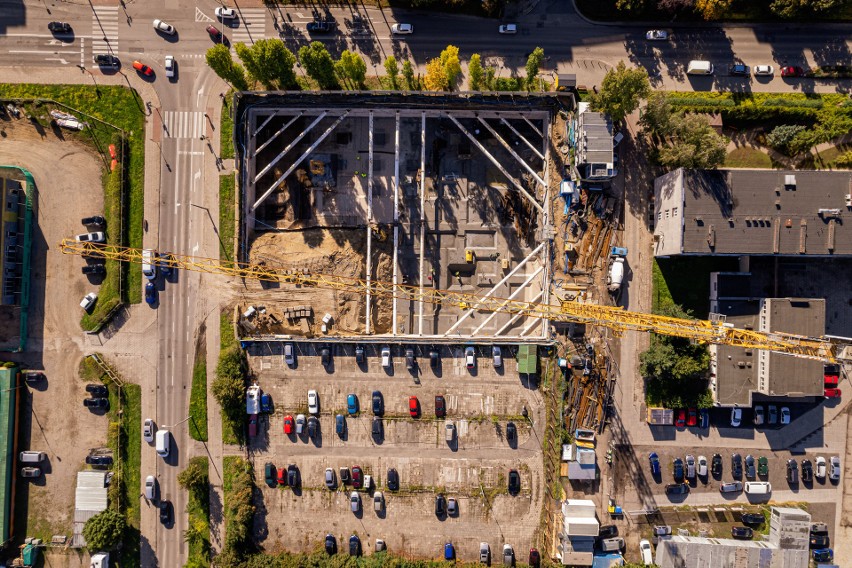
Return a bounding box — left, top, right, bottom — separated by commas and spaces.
91, 6, 119, 54
163, 111, 204, 139
45, 58, 69, 65
195, 7, 214, 23
229, 8, 266, 46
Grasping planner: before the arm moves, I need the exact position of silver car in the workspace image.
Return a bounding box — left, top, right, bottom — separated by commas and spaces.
153, 19, 175, 35
145, 475, 158, 500
830, 456, 841, 480
350, 491, 361, 512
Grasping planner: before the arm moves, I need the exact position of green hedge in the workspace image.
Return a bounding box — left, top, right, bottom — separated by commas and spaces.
666, 91, 852, 123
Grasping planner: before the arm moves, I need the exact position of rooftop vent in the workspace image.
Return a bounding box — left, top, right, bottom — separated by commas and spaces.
784, 174, 797, 189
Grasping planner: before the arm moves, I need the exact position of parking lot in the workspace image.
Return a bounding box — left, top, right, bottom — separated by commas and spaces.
245, 342, 544, 561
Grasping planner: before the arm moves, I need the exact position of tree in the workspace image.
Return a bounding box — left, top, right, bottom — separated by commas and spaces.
695, 0, 732, 19
83, 508, 126, 551
589, 61, 651, 123
183, 518, 209, 550
525, 47, 545, 90
178, 457, 209, 493
657, 113, 728, 169
770, 0, 843, 18
423, 58, 446, 91
335, 50, 367, 89
233, 39, 298, 90
765, 124, 806, 154
402, 60, 416, 90
658, 0, 696, 14
615, 0, 646, 9
298, 42, 339, 90
484, 66, 496, 90
206, 44, 249, 91
423, 46, 462, 91
384, 56, 399, 89
639, 92, 675, 138
468, 54, 484, 91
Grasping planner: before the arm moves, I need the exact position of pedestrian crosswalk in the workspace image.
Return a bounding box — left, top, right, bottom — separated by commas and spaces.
91, 7, 119, 55
162, 111, 205, 139
229, 8, 266, 46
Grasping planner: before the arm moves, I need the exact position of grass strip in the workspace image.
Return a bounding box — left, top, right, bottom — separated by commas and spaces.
222, 456, 254, 551
220, 311, 241, 445
186, 457, 211, 566
218, 173, 235, 261
0, 84, 145, 304
189, 325, 209, 442
220, 92, 234, 160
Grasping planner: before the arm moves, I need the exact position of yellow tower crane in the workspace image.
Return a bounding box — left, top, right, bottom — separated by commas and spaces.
59, 239, 843, 362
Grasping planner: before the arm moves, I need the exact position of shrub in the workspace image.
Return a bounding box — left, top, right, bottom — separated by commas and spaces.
765, 124, 806, 154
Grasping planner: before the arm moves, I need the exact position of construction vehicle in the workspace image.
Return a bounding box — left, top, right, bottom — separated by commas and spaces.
57, 239, 845, 362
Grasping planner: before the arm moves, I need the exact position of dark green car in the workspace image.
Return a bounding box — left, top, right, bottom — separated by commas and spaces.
265, 462, 276, 487
758, 456, 769, 477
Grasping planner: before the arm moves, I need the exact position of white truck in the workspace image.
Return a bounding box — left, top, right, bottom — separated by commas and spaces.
246, 385, 261, 415
607, 257, 625, 292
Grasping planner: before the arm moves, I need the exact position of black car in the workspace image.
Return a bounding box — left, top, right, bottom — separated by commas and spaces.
787, 459, 799, 484
711, 453, 722, 477
372, 391, 384, 416
325, 534, 336, 555
506, 422, 517, 445
802, 459, 813, 482
85, 384, 108, 397
85, 454, 113, 466
287, 464, 300, 488
339, 467, 351, 485
158, 253, 173, 277
387, 468, 399, 491
665, 483, 689, 496
741, 513, 765, 525
372, 417, 383, 438
810, 534, 829, 548
93, 54, 119, 67
673, 458, 684, 483
349, 535, 361, 557
83, 398, 109, 408
729, 63, 749, 76
24, 371, 45, 385
82, 264, 106, 276
745, 455, 756, 479
435, 494, 446, 516
307, 20, 335, 33
508, 469, 521, 494
48, 21, 72, 33
321, 347, 330, 366
598, 525, 618, 538
731, 453, 743, 479
430, 349, 439, 368
82, 215, 105, 227
355, 345, 365, 364
159, 500, 172, 524
265, 462, 276, 486
307, 416, 318, 438
731, 526, 753, 539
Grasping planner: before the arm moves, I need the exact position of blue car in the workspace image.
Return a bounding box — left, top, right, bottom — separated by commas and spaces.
260, 393, 273, 413
444, 542, 455, 560
699, 409, 710, 429
336, 414, 345, 435
145, 282, 156, 305
649, 452, 661, 477
812, 549, 833, 562
347, 394, 358, 415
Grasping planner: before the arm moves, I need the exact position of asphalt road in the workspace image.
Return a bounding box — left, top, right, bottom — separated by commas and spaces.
1, 0, 851, 566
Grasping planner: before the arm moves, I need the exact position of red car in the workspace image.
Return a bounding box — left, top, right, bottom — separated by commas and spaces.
409, 396, 419, 417
248, 414, 258, 437
351, 465, 363, 488
529, 548, 541, 568
824, 374, 839, 387
687, 408, 697, 427
277, 467, 286, 486
675, 409, 686, 428
283, 415, 294, 434
435, 395, 446, 418
825, 388, 842, 398
132, 60, 153, 76
206, 25, 224, 42
781, 66, 804, 77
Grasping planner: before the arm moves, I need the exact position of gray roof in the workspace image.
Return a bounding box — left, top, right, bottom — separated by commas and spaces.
655, 535, 809, 568
675, 169, 852, 255
577, 110, 613, 167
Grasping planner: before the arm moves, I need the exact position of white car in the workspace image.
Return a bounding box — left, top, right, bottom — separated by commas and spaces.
153, 19, 176, 35
295, 413, 306, 434
780, 406, 791, 425
307, 390, 318, 415
830, 456, 841, 480
652, 525, 671, 536
143, 418, 155, 443
76, 232, 105, 243
164, 55, 175, 78
498, 24, 517, 34
350, 491, 361, 512
381, 346, 391, 368
639, 539, 653, 565
391, 23, 413, 34
815, 456, 827, 479
80, 292, 98, 311
144, 475, 158, 500
697, 455, 708, 477
215, 7, 236, 20
730, 407, 742, 427
646, 29, 668, 41
754, 65, 774, 76
465, 346, 475, 369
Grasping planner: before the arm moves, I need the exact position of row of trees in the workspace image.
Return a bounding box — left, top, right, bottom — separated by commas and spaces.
207, 40, 547, 93
613, 0, 845, 20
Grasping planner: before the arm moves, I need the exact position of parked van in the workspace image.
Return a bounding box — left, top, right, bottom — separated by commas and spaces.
155, 429, 170, 457
142, 249, 157, 280
19, 451, 46, 463
600, 537, 624, 552
687, 60, 714, 75
719, 481, 743, 493
745, 481, 772, 495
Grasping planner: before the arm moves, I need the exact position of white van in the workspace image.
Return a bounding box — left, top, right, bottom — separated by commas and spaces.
639, 539, 653, 566
687, 60, 714, 75
142, 249, 157, 280
19, 451, 46, 463
155, 429, 170, 457
745, 481, 771, 495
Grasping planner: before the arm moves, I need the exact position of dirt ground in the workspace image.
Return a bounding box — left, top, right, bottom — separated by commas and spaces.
0, 118, 112, 552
